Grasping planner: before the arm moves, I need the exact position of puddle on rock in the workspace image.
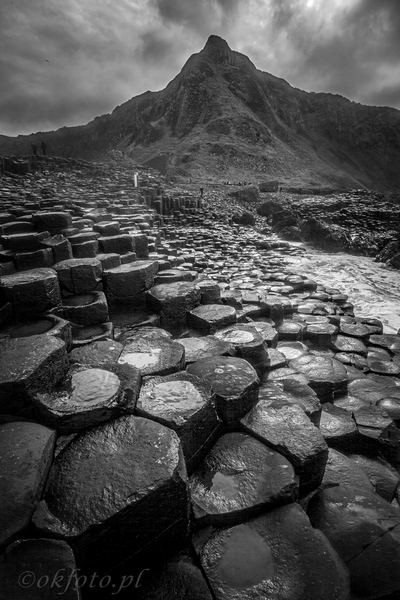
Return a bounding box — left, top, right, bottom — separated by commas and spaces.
210, 471, 239, 500
118, 349, 161, 369
217, 524, 274, 589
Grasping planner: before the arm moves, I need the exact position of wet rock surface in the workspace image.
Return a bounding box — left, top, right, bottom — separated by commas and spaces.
0, 538, 81, 599
33, 362, 141, 433
240, 399, 328, 492
189, 432, 298, 526
308, 484, 400, 599
33, 415, 189, 577
187, 356, 259, 423
0, 335, 69, 413
0, 422, 56, 546
194, 503, 350, 600
137, 371, 221, 473
1, 156, 400, 599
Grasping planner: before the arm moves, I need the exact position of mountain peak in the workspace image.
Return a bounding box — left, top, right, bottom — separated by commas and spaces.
202, 35, 232, 62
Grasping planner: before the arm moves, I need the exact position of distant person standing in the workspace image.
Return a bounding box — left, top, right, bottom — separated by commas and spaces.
41, 141, 47, 156
31, 143, 38, 156
199, 186, 204, 198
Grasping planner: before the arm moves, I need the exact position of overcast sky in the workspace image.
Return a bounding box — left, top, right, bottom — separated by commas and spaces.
1, 0, 399, 137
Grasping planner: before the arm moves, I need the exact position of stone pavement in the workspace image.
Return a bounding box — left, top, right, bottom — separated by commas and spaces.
1, 155, 400, 599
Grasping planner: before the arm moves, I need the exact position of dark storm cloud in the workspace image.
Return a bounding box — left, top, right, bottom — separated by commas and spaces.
0, 0, 185, 136
249, 0, 400, 109
366, 83, 400, 110
152, 0, 240, 34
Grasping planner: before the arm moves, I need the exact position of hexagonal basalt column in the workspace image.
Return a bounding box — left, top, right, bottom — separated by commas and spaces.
32, 211, 73, 234
68, 339, 124, 367
308, 485, 400, 599
0, 335, 69, 413
3, 314, 72, 350
53, 258, 102, 296
0, 422, 56, 546
104, 260, 158, 306
289, 355, 348, 402
146, 281, 201, 328
187, 357, 259, 424
196, 279, 222, 304
33, 416, 189, 577
34, 363, 141, 434
214, 324, 270, 375
240, 400, 328, 492
98, 234, 135, 255
118, 334, 185, 376
62, 291, 109, 325
137, 371, 221, 473
179, 335, 236, 365
187, 304, 237, 334
189, 432, 298, 527
0, 268, 61, 320
258, 383, 321, 426
194, 504, 350, 600
0, 539, 81, 600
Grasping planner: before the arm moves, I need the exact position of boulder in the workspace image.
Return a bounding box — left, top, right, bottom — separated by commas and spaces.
299, 218, 351, 252
232, 212, 256, 226
230, 186, 259, 202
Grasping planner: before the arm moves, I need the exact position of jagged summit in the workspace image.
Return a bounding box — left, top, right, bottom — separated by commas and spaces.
1, 37, 400, 190
203, 35, 232, 59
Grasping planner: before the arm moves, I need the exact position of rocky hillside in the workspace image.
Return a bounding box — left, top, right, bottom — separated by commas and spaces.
1, 35, 400, 190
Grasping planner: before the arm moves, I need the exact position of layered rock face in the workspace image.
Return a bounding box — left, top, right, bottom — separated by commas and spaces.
1, 155, 400, 600
1, 35, 400, 190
